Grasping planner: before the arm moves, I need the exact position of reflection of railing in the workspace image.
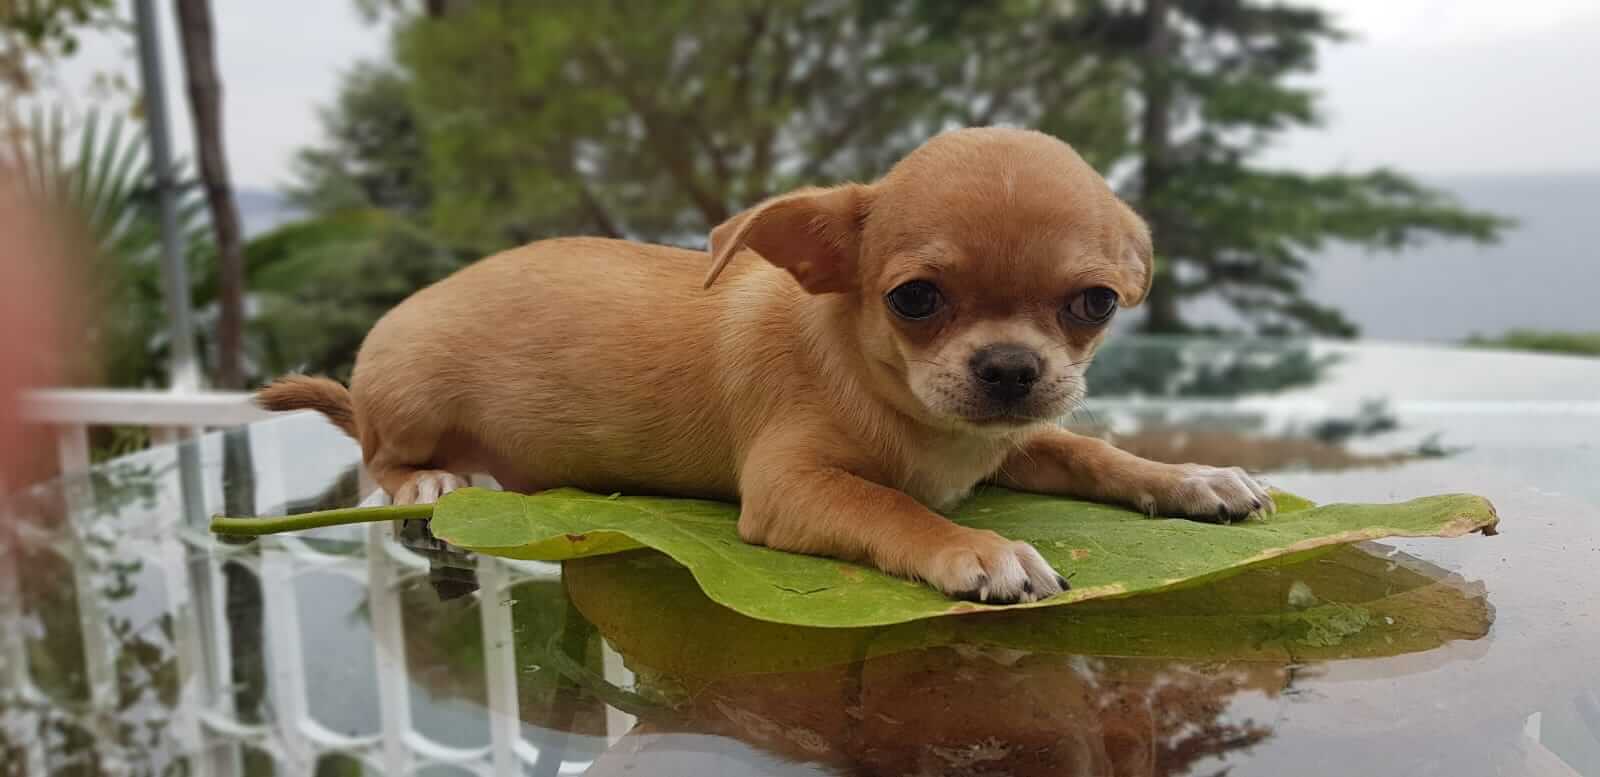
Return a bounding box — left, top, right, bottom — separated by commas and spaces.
2, 401, 633, 776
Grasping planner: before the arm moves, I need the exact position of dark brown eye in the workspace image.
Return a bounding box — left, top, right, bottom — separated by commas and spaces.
1063, 287, 1118, 325
886, 280, 943, 320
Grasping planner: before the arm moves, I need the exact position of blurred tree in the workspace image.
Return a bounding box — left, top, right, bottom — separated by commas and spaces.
289, 63, 431, 217
303, 0, 1127, 252
1082, 0, 1509, 335
1087, 338, 1336, 398
351, 0, 456, 22
245, 209, 457, 380
0, 0, 119, 103
174, 0, 246, 388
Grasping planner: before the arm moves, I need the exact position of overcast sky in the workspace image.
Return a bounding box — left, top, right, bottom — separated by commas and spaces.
46, 0, 1600, 190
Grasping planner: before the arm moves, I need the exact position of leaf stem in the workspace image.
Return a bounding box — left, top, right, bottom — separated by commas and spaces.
209, 503, 435, 536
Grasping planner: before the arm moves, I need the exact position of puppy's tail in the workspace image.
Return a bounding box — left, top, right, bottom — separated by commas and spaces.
257, 375, 357, 439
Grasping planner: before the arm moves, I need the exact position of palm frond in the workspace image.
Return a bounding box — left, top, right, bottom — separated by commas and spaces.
4, 106, 211, 387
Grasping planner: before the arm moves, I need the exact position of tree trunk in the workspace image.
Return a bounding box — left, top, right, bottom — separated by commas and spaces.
174, 0, 245, 388
1136, 0, 1185, 334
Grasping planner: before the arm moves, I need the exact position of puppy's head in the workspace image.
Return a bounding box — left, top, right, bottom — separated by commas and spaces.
705, 128, 1152, 434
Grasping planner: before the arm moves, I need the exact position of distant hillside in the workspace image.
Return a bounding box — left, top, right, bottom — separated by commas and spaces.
237, 188, 304, 238
1175, 172, 1600, 342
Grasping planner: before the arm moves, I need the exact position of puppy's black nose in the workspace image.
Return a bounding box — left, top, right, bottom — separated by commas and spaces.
970, 344, 1043, 402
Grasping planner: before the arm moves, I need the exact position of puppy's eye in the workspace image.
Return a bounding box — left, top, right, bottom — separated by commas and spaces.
886, 281, 944, 320
1063, 287, 1119, 325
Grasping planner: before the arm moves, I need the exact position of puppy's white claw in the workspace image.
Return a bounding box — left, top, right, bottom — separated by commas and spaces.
1239, 471, 1277, 515
1163, 464, 1272, 522
924, 533, 1066, 605
393, 470, 468, 505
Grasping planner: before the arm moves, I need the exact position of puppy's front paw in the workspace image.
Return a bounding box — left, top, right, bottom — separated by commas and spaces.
392, 470, 469, 505
1140, 464, 1274, 523
920, 530, 1067, 605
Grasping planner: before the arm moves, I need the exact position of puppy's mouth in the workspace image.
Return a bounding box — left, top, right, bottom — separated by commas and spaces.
951, 397, 1077, 430
950, 385, 1087, 431
963, 410, 1048, 428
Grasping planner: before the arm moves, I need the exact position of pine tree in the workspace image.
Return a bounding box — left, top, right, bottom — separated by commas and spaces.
1085, 0, 1508, 336
327, 0, 1127, 252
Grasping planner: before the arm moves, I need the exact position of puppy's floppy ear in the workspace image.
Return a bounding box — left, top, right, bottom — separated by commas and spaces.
703, 184, 872, 293
1113, 198, 1155, 307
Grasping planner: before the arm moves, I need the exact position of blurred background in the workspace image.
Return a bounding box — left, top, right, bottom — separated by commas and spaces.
1, 0, 1596, 468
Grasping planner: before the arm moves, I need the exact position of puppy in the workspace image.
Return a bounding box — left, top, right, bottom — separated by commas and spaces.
260, 128, 1271, 604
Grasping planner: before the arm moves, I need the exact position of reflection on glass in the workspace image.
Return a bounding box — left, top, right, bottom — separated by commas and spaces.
552, 544, 1490, 776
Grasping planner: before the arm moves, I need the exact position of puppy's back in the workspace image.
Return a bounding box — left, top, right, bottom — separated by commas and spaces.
348, 237, 754, 497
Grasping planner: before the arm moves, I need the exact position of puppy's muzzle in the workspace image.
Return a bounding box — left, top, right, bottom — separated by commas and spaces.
969, 344, 1043, 403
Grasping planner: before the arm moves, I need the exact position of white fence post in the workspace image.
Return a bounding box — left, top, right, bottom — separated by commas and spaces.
259, 543, 317, 775
54, 424, 92, 476
11, 390, 619, 776
478, 557, 524, 776
367, 522, 417, 777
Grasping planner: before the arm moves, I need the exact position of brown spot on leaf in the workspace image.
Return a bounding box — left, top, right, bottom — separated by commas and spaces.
1058, 583, 1126, 602
565, 533, 588, 543
1070, 548, 1091, 561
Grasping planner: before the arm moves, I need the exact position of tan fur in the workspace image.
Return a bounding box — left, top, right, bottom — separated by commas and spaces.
259, 127, 1269, 603
257, 375, 357, 437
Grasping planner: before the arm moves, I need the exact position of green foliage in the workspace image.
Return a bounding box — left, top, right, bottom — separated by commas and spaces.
0, 0, 120, 100
289, 63, 431, 216
1465, 330, 1600, 358
321, 0, 1127, 251
0, 0, 115, 48
245, 209, 458, 380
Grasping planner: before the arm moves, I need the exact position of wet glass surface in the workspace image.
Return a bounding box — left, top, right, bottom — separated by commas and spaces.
2, 338, 1598, 776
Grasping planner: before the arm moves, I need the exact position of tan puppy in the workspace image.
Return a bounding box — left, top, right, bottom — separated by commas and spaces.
260, 128, 1272, 604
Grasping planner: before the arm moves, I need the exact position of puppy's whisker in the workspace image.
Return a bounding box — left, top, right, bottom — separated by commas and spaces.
1006, 435, 1038, 469
1074, 403, 1104, 429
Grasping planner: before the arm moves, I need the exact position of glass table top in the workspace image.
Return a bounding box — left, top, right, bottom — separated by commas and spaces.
3, 338, 1598, 776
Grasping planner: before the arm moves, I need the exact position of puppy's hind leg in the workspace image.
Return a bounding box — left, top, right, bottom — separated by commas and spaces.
364, 424, 470, 506
386, 469, 469, 505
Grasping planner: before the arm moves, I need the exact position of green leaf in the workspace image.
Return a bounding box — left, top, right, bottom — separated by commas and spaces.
212, 486, 1496, 629
419, 486, 1495, 628
210, 502, 434, 535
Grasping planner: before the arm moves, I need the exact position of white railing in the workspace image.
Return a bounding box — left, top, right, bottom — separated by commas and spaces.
20, 388, 275, 475
3, 390, 634, 776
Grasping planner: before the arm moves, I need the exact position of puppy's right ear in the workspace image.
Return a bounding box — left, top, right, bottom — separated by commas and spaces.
1113, 197, 1155, 307
703, 184, 872, 293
